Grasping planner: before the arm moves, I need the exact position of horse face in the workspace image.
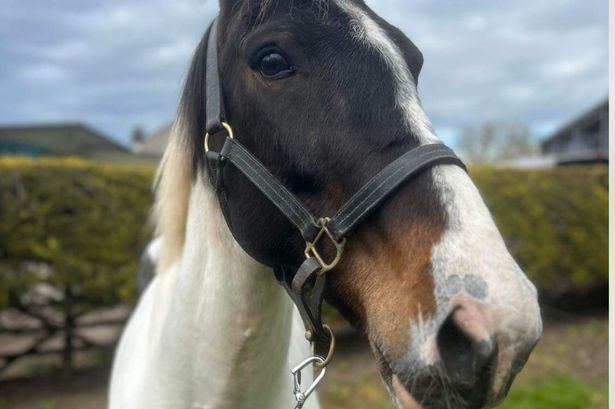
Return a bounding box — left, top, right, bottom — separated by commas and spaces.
185, 1, 543, 408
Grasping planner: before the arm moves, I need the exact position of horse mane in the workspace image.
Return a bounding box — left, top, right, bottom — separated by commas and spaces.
152, 24, 211, 273
151, 0, 332, 272
152, 120, 193, 273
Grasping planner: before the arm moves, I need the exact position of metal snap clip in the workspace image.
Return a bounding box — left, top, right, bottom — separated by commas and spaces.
291, 356, 327, 409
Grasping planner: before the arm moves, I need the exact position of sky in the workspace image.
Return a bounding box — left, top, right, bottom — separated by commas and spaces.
0, 0, 608, 147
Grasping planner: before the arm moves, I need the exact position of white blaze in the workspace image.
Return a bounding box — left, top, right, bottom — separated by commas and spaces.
336, 0, 439, 144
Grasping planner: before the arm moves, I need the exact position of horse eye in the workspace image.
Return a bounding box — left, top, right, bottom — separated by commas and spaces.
258, 51, 295, 80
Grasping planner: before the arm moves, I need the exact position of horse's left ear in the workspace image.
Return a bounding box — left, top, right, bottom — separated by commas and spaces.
408, 44, 424, 84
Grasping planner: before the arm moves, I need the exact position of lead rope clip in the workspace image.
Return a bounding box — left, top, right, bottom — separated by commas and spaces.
291, 325, 335, 408
291, 356, 327, 409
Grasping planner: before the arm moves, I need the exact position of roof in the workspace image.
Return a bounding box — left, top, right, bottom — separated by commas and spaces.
0, 122, 145, 162
134, 123, 171, 157
542, 99, 608, 149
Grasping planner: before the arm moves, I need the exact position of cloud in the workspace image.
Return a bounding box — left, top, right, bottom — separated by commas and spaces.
0, 0, 608, 147
376, 0, 608, 142
0, 0, 217, 141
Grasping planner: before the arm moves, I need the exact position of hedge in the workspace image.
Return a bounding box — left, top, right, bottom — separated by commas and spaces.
0, 158, 607, 310
0, 157, 155, 313
471, 165, 608, 304
0, 157, 156, 372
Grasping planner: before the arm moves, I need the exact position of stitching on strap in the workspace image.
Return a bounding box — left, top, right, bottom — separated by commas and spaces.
334, 147, 442, 224
333, 146, 455, 232
228, 142, 316, 232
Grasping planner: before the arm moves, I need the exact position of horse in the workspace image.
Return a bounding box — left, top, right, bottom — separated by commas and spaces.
109, 1, 542, 408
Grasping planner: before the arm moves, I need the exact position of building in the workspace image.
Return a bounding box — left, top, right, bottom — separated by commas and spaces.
132, 124, 172, 157
541, 99, 609, 164
0, 123, 141, 162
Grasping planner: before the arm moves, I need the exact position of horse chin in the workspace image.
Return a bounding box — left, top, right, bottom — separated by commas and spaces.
392, 376, 426, 409
373, 345, 425, 409
372, 341, 504, 409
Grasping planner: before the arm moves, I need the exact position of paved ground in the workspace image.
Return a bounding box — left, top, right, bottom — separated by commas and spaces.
0, 315, 607, 409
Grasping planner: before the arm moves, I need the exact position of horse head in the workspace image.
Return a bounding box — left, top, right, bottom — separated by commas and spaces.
176, 1, 542, 407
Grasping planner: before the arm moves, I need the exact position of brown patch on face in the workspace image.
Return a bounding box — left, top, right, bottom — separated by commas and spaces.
328, 211, 445, 358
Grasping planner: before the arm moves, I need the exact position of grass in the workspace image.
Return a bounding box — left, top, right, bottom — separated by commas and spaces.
321, 374, 608, 409
499, 375, 608, 409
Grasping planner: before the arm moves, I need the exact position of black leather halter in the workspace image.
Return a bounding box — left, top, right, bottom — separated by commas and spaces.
203, 19, 465, 357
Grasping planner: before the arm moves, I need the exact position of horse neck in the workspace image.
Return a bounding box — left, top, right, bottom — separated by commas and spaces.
161, 179, 295, 407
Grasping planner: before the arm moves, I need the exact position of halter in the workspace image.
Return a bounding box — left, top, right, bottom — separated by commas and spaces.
203, 18, 465, 408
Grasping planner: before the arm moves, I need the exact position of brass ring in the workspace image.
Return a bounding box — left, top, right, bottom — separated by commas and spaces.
204, 122, 234, 153
312, 324, 335, 369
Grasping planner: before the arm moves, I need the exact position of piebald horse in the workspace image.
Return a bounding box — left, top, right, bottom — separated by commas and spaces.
109, 1, 542, 408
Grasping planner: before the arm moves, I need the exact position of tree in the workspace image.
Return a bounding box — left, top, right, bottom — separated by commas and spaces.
458, 122, 538, 164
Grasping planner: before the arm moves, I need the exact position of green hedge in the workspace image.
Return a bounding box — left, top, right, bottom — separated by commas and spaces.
0, 157, 154, 310
471, 165, 608, 303
0, 158, 607, 308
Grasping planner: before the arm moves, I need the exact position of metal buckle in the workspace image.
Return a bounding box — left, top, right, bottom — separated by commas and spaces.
204, 122, 234, 153
291, 356, 327, 409
304, 218, 346, 274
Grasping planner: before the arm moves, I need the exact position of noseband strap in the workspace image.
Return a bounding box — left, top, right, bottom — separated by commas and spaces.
327, 143, 464, 240
203, 18, 466, 351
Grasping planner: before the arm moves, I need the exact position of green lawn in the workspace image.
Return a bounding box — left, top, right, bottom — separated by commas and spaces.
500, 376, 608, 409
321, 373, 608, 409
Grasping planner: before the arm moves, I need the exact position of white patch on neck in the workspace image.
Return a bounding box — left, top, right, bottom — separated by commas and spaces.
110, 175, 317, 409
335, 0, 439, 144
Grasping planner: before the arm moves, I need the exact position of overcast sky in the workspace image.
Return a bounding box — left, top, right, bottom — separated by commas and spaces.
0, 0, 608, 147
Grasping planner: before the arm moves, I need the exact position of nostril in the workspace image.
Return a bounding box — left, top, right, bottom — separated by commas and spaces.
437, 313, 474, 385
436, 307, 494, 388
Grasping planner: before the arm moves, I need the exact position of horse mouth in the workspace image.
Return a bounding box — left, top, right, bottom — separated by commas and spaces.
373, 345, 426, 409
373, 343, 509, 409
373, 345, 489, 409
374, 344, 393, 384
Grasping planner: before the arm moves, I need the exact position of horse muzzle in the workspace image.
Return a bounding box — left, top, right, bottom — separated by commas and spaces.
374, 297, 541, 409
